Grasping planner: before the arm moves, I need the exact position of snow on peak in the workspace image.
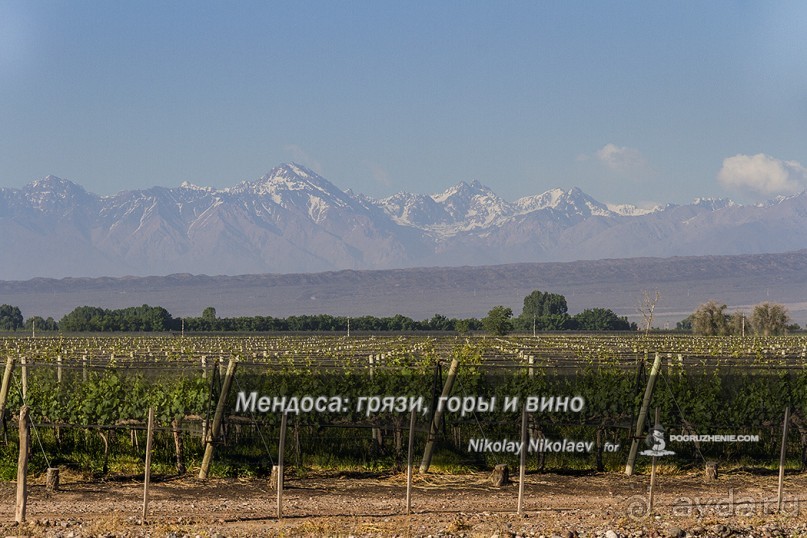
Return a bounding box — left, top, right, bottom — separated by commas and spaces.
377, 191, 452, 227
28, 175, 82, 191
232, 162, 363, 221
431, 179, 495, 203
691, 197, 737, 211
605, 203, 662, 216
24, 175, 89, 199
515, 188, 568, 212
253, 163, 333, 192
179, 181, 214, 192
427, 179, 513, 229
514, 187, 611, 217
19, 175, 93, 213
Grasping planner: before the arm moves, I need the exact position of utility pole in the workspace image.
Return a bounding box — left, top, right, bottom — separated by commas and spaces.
533, 314, 536, 337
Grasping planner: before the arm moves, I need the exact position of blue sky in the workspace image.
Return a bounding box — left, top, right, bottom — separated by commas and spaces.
1, 1, 805, 206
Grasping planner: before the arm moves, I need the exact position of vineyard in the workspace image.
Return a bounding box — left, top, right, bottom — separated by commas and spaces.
2, 333, 807, 533
2, 333, 807, 473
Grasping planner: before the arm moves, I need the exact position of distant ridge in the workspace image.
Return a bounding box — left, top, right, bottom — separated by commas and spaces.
2, 163, 807, 280
3, 250, 806, 326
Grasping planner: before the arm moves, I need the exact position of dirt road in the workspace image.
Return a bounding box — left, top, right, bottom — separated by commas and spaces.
1, 470, 806, 536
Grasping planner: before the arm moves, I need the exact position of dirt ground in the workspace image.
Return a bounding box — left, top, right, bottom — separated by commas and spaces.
1, 470, 806, 537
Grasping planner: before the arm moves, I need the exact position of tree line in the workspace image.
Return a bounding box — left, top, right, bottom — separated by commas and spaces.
5, 291, 796, 335
1, 289, 637, 334
681, 300, 799, 336
481, 290, 635, 335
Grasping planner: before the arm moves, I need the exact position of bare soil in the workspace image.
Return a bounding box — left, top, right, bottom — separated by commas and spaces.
1, 470, 806, 537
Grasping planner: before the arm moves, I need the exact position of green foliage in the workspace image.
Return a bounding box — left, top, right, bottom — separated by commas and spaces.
482, 305, 513, 335
59, 304, 175, 332
4, 333, 807, 478
181, 311, 482, 332
517, 290, 572, 331
572, 308, 633, 331
572, 308, 636, 331
0, 304, 24, 331
676, 315, 692, 331
24, 316, 59, 331
202, 306, 217, 321
521, 290, 567, 318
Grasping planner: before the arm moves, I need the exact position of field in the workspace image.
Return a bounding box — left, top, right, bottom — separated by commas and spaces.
2, 333, 807, 536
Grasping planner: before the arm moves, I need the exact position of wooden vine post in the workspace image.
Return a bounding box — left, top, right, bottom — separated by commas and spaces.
648, 407, 660, 513
419, 358, 460, 474
46, 467, 60, 492
276, 411, 288, 519
0, 357, 14, 421
142, 406, 155, 523
625, 352, 663, 476
16, 405, 30, 524
199, 357, 238, 479
405, 408, 416, 514
517, 403, 528, 515
778, 406, 790, 512
20, 356, 28, 401
172, 417, 185, 474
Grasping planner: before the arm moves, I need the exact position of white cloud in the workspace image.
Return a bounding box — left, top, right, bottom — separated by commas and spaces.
283, 145, 323, 175
362, 160, 392, 187
579, 144, 650, 179
717, 153, 806, 195
594, 143, 648, 174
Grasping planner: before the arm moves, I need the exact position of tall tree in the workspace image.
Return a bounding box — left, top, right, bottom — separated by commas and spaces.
482, 306, 513, 336
519, 290, 569, 330
637, 289, 661, 335
24, 316, 59, 331
521, 290, 568, 318
691, 301, 729, 336
750, 302, 790, 336
0, 304, 24, 331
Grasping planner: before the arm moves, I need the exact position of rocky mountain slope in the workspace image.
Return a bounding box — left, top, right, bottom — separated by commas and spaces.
1, 163, 806, 279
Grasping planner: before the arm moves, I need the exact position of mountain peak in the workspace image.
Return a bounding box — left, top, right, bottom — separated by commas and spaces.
432, 179, 495, 202
179, 181, 214, 192
254, 162, 332, 190
269, 162, 317, 179
29, 175, 81, 189
691, 197, 737, 211
233, 162, 362, 219
24, 175, 89, 198
3, 164, 807, 280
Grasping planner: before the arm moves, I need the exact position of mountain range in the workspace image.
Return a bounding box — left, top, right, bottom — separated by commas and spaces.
2, 162, 807, 280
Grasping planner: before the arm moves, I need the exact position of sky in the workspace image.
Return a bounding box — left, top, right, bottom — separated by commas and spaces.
1, 1, 805, 207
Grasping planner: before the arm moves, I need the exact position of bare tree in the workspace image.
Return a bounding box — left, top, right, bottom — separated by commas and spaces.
691, 301, 728, 336
637, 289, 661, 336
750, 302, 790, 336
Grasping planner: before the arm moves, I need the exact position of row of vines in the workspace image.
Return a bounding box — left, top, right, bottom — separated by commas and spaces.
1, 334, 807, 479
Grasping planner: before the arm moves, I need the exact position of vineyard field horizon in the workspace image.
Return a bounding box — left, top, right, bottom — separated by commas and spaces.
3, 333, 807, 534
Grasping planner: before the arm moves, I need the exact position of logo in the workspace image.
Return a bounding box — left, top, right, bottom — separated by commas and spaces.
640, 424, 675, 456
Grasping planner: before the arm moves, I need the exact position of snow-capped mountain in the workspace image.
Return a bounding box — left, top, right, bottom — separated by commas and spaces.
1, 163, 806, 280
